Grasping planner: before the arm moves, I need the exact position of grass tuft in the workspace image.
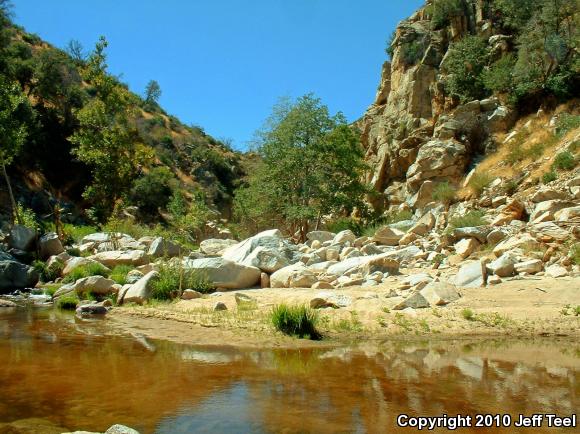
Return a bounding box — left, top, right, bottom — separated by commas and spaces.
432, 181, 456, 205
151, 263, 214, 301
461, 308, 475, 321
552, 151, 576, 171
542, 170, 558, 184
109, 265, 134, 285
467, 172, 493, 195
55, 294, 79, 310
62, 263, 110, 284
449, 210, 486, 228
270, 304, 321, 340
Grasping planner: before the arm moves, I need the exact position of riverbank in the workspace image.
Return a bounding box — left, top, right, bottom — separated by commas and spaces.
107, 275, 580, 349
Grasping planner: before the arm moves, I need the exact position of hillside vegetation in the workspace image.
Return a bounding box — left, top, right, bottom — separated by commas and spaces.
0, 1, 243, 235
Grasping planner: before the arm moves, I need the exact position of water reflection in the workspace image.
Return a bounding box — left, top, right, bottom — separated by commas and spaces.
0, 308, 578, 434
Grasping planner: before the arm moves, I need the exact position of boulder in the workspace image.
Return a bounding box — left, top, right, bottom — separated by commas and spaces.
529, 222, 570, 243
420, 282, 461, 306
332, 230, 357, 244
530, 200, 577, 223
487, 253, 517, 277
240, 246, 289, 273
394, 292, 430, 310
89, 250, 148, 268
214, 301, 228, 311
545, 265, 568, 278
270, 263, 317, 288
39, 232, 64, 259
486, 229, 507, 245
312, 281, 335, 290
452, 226, 491, 244
0, 299, 17, 307
222, 229, 301, 270
555, 206, 580, 221
260, 272, 270, 288
183, 258, 261, 289
0, 260, 39, 293
531, 187, 570, 203
493, 235, 542, 257
408, 212, 436, 235
62, 257, 110, 276
454, 261, 486, 288
454, 238, 480, 259
491, 199, 525, 226
8, 225, 37, 251
327, 252, 400, 277
181, 289, 203, 300
306, 231, 335, 243
105, 424, 141, 434
147, 237, 182, 258
514, 260, 543, 275
199, 239, 238, 256
372, 226, 405, 246
407, 181, 435, 209
122, 271, 159, 304
76, 304, 108, 315
71, 276, 116, 295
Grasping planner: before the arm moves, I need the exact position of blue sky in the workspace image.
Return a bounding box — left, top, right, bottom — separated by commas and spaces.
13, 0, 423, 150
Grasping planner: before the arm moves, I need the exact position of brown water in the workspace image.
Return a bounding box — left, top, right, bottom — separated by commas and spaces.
0, 307, 578, 434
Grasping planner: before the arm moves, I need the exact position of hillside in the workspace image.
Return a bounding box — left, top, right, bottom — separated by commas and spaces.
0, 9, 244, 227
359, 0, 578, 211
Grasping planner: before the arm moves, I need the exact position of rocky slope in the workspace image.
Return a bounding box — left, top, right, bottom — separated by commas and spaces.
358, 0, 576, 211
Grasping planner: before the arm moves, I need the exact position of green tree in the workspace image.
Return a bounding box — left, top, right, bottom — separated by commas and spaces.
144, 79, 161, 109
130, 166, 175, 214
0, 77, 29, 224
70, 36, 151, 220
483, 53, 516, 94
234, 94, 369, 240
443, 36, 490, 102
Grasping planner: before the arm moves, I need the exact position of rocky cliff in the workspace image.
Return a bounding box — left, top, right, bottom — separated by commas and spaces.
359, 0, 541, 211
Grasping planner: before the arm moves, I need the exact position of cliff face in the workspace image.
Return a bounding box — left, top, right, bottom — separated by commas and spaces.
360, 0, 516, 211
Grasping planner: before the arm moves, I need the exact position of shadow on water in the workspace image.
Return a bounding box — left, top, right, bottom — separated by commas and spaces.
0, 307, 578, 433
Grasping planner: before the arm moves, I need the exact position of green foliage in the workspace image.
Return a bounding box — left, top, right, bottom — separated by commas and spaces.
555, 113, 580, 137
461, 308, 475, 321
432, 182, 456, 205
70, 36, 152, 220
400, 39, 426, 66
426, 0, 465, 29
270, 304, 321, 340
168, 190, 215, 244
483, 54, 516, 94
443, 36, 490, 102
467, 172, 493, 195
552, 151, 576, 171
0, 76, 29, 165
62, 262, 110, 284
144, 79, 161, 109
109, 265, 133, 285
150, 263, 214, 301
235, 94, 369, 240
13, 202, 38, 230
62, 224, 97, 244
33, 259, 64, 283
449, 210, 487, 228
325, 217, 364, 237
55, 293, 79, 310
130, 166, 175, 214
385, 31, 395, 58
569, 244, 580, 266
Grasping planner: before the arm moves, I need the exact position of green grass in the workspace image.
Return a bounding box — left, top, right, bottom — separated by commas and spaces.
62, 224, 98, 244
432, 181, 456, 205
449, 210, 486, 228
43, 284, 62, 298
150, 263, 214, 301
461, 308, 475, 321
555, 113, 580, 137
109, 265, 134, 285
552, 151, 576, 171
55, 294, 79, 310
270, 304, 321, 340
332, 312, 363, 333
542, 170, 558, 184
33, 259, 64, 283
528, 142, 545, 159
62, 263, 110, 284
569, 243, 580, 266
467, 172, 493, 195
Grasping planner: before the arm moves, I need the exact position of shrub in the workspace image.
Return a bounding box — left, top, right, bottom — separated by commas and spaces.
325, 217, 363, 236
483, 54, 515, 93
432, 182, 456, 205
542, 171, 557, 184
150, 263, 214, 301
467, 172, 493, 195
528, 142, 545, 159
129, 167, 175, 214
555, 113, 580, 137
62, 224, 97, 244
400, 39, 426, 66
33, 259, 64, 283
62, 263, 110, 284
426, 0, 465, 29
503, 180, 518, 195
552, 151, 575, 171
56, 294, 79, 310
569, 244, 580, 266
385, 31, 396, 58
449, 210, 487, 228
109, 265, 133, 285
461, 308, 475, 321
270, 304, 321, 340
13, 203, 39, 231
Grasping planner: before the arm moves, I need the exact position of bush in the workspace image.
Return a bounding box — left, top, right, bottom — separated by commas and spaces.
483, 54, 515, 93
432, 182, 456, 205
443, 36, 489, 102
109, 265, 133, 285
150, 263, 214, 301
461, 308, 475, 321
552, 151, 576, 171
33, 259, 64, 283
13, 203, 38, 231
129, 167, 175, 214
62, 224, 97, 244
555, 113, 580, 138
467, 172, 493, 195
56, 294, 79, 310
270, 304, 321, 340
449, 210, 487, 228
325, 217, 364, 236
400, 39, 426, 66
528, 142, 545, 159
62, 263, 110, 284
570, 244, 580, 266
426, 0, 465, 29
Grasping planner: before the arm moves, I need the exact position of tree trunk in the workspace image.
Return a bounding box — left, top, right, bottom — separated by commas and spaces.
2, 163, 21, 225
